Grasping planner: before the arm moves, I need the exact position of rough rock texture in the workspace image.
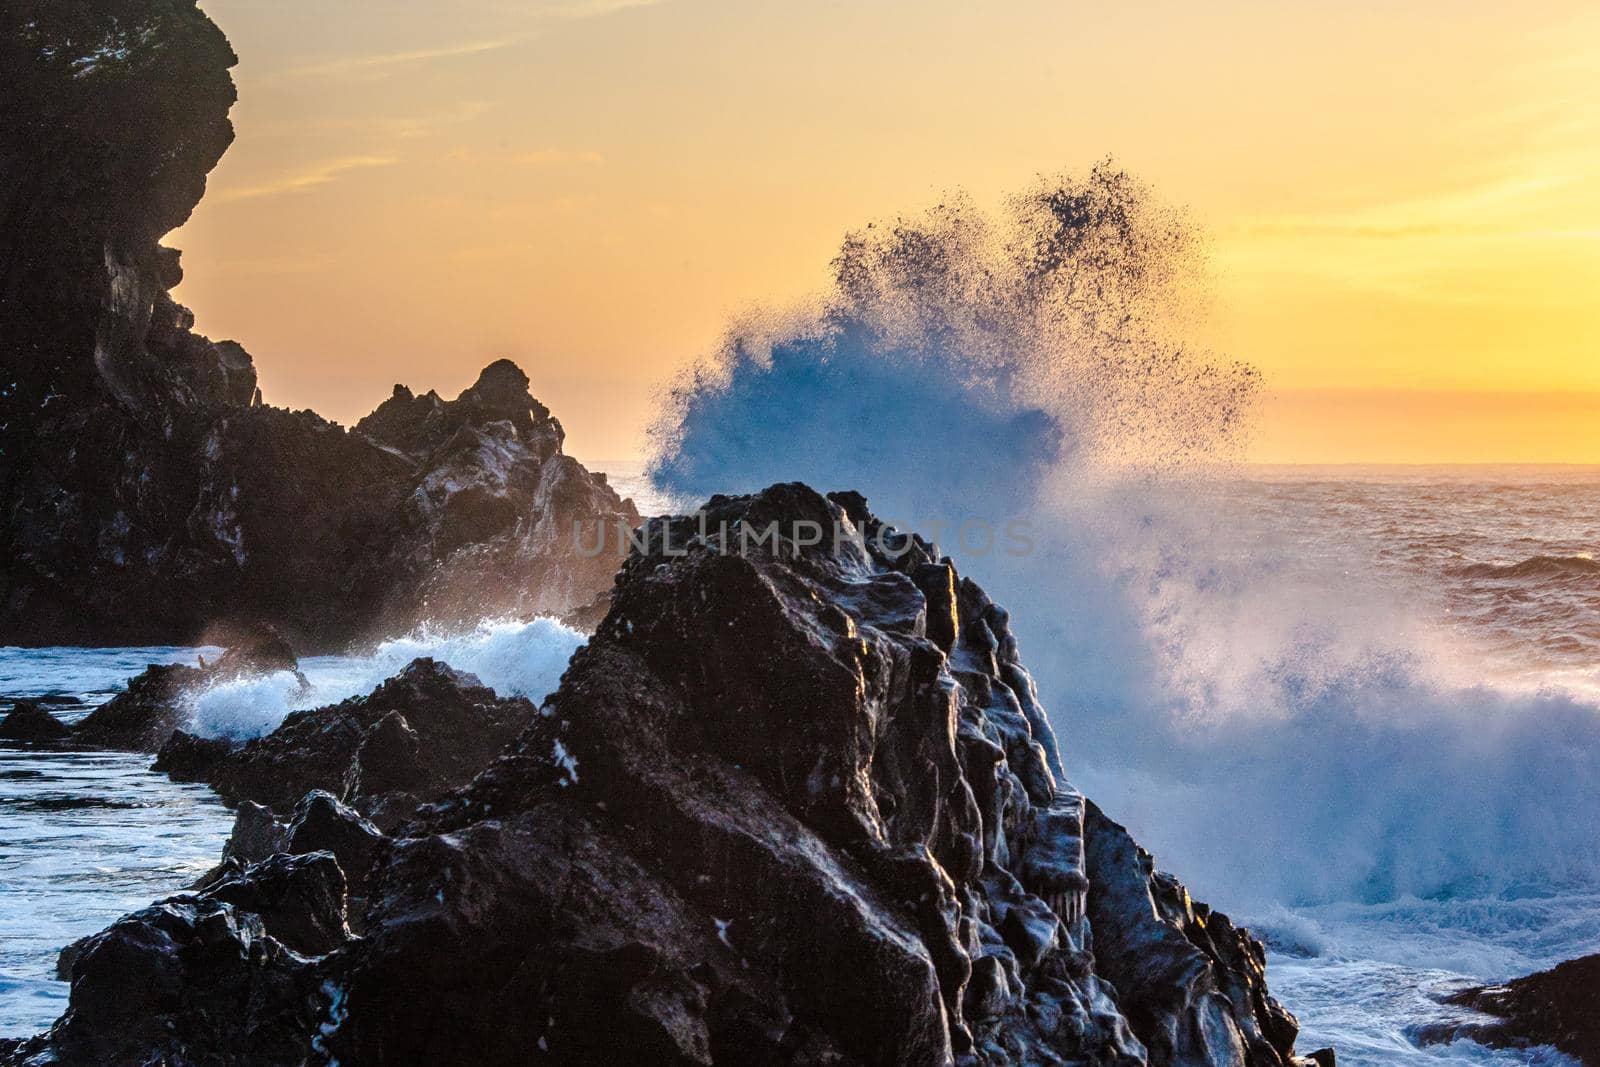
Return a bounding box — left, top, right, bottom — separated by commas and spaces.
0, 699, 70, 742
1430, 953, 1600, 1065
10, 485, 1324, 1066
0, 1, 636, 651
153, 729, 234, 780
198, 658, 536, 821
73, 623, 306, 751
283, 791, 386, 906
326, 485, 1322, 1065
1084, 804, 1300, 1066
8, 855, 347, 1066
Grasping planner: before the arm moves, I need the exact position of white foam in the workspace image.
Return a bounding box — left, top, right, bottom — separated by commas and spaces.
184, 617, 586, 742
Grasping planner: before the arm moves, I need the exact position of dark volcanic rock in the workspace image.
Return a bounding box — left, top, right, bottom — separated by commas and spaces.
222, 800, 289, 867
201, 658, 534, 815
1430, 953, 1600, 1064
70, 662, 201, 751
53, 937, 91, 983
1084, 802, 1299, 1065
0, 699, 69, 741
0, 2, 636, 652
202, 851, 352, 957
210, 622, 301, 675
153, 729, 234, 781
311, 484, 1312, 1066
285, 791, 386, 905
12, 485, 1320, 1066
13, 866, 342, 1067
345, 710, 428, 797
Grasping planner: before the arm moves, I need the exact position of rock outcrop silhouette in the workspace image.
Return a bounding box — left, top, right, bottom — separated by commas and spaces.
0, 0, 636, 651
1427, 954, 1600, 1065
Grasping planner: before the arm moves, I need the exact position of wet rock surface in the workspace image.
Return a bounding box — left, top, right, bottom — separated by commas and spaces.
198, 657, 536, 818
9, 859, 342, 1067
1084, 803, 1305, 1066
7, 484, 1328, 1066
0, 0, 636, 652
1426, 953, 1600, 1065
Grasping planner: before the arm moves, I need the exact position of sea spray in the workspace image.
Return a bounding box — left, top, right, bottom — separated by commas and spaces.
645, 162, 1600, 912
185, 617, 585, 742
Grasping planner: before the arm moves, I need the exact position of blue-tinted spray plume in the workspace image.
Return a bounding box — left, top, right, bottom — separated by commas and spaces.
646, 162, 1600, 913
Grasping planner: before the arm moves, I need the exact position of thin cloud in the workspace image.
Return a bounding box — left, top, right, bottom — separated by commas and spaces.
277, 38, 524, 82
1230, 175, 1581, 242
537, 0, 665, 18
263, 1, 666, 83
442, 147, 604, 166
300, 101, 495, 141
216, 156, 399, 202
514, 149, 604, 165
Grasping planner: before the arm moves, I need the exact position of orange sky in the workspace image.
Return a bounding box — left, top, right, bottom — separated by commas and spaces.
172, 0, 1600, 464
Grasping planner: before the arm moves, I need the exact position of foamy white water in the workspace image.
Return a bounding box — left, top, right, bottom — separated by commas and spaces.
186, 616, 586, 741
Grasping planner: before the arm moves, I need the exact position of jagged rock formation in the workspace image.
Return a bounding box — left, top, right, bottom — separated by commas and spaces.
1083, 804, 1301, 1064
0, 0, 636, 651
21, 855, 343, 1066
191, 791, 387, 926
6, 484, 1328, 1066
188, 657, 538, 826
1425, 954, 1600, 1065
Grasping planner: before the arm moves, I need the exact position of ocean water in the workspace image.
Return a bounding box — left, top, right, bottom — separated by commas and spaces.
3, 469, 1599, 1061
1207, 467, 1600, 1064
0, 618, 585, 1037
0, 647, 232, 1036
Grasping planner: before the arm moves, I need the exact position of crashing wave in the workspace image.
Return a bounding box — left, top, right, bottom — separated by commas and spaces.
646, 163, 1600, 910
185, 618, 585, 742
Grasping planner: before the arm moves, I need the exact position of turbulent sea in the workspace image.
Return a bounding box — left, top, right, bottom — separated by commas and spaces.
1204, 467, 1600, 1065
3, 464, 1600, 1065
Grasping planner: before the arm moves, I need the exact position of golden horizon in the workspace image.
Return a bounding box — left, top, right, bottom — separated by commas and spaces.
172, 0, 1600, 464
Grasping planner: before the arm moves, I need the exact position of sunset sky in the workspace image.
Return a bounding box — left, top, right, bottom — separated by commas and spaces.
173, 0, 1600, 464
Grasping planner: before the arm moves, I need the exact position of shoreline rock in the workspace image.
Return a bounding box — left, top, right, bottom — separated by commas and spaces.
195, 657, 537, 821
0, 700, 70, 742
72, 623, 306, 751
7, 483, 1334, 1065
1424, 954, 1600, 1065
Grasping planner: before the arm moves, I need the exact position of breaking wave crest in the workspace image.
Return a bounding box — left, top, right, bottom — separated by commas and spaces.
187, 617, 585, 742
1453, 554, 1600, 581
646, 163, 1600, 911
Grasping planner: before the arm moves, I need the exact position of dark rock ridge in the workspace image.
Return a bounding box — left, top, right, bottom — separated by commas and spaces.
26, 854, 345, 1066
0, 699, 70, 742
186, 657, 538, 826
8, 484, 1331, 1066
1424, 953, 1600, 1065
0, 0, 636, 651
